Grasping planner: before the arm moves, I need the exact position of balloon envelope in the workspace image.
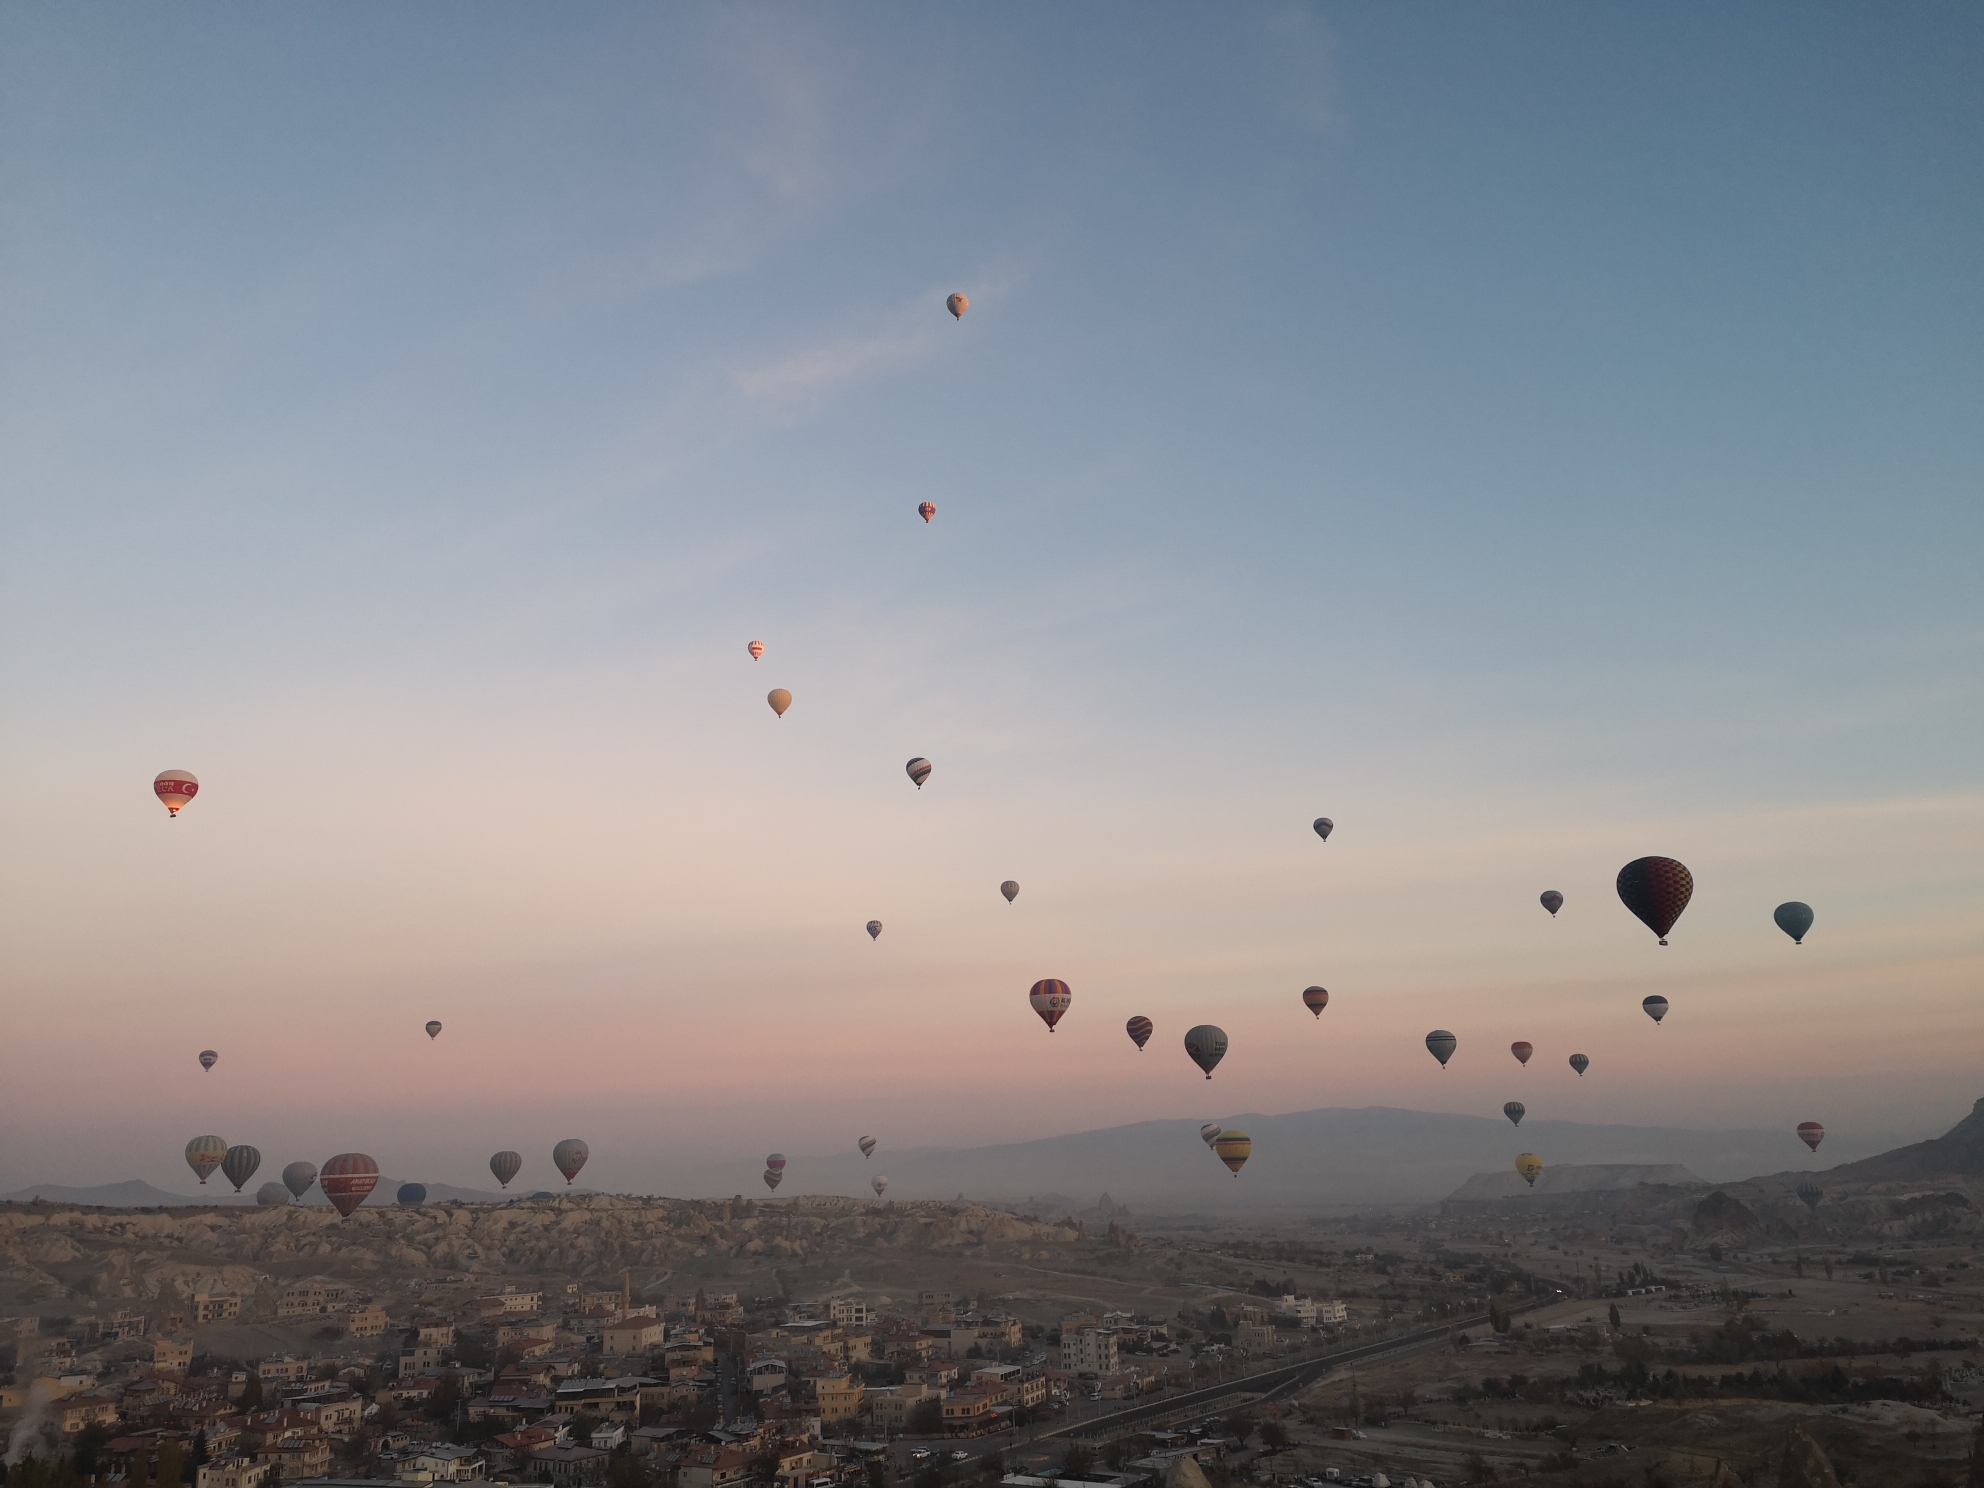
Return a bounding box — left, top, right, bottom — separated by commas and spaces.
397, 1183, 427, 1206
748, 641, 764, 660
1796, 1181, 1823, 1212
1125, 1016, 1153, 1050
1199, 1123, 1222, 1148
1000, 880, 1018, 903
766, 1154, 787, 1172
1775, 901, 1815, 944
424, 1021, 442, 1040
282, 1161, 317, 1199
185, 1135, 227, 1185
1425, 1030, 1457, 1068
490, 1151, 522, 1189
906, 757, 932, 789
255, 1182, 290, 1207
767, 689, 792, 717
1302, 986, 1329, 1018
1504, 1102, 1525, 1127
871, 1176, 889, 1196
220, 1144, 262, 1193
918, 501, 936, 522
1213, 1130, 1251, 1175
946, 293, 968, 319
1515, 1154, 1543, 1187
763, 1170, 782, 1191
866, 920, 882, 940
1511, 1041, 1533, 1066
1569, 1053, 1589, 1076
1643, 995, 1670, 1025
154, 769, 199, 816
1312, 817, 1332, 841
1540, 890, 1563, 917
320, 1153, 380, 1218
198, 1049, 218, 1071
1797, 1122, 1825, 1152
553, 1139, 589, 1185
1029, 978, 1071, 1031
858, 1137, 877, 1159
1183, 1025, 1229, 1079
1616, 856, 1694, 943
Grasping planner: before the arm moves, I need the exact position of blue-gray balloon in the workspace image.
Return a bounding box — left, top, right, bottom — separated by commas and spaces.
489, 1151, 522, 1189
221, 1145, 262, 1194
282, 1161, 317, 1198
397, 1183, 427, 1206
1774, 901, 1814, 945
255, 1182, 290, 1207
1425, 1030, 1457, 1068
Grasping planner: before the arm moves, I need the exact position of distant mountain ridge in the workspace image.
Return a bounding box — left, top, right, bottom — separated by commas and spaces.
1821, 1098, 1984, 1183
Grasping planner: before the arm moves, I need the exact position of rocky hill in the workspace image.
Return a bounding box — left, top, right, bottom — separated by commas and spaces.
0, 1195, 1081, 1310
1820, 1096, 1984, 1182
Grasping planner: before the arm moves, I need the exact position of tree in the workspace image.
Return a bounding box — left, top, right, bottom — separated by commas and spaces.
1607, 1304, 1622, 1332
907, 1400, 942, 1436
1061, 1445, 1093, 1479
156, 1440, 185, 1488
237, 1373, 264, 1411
1258, 1421, 1288, 1451
426, 1374, 464, 1422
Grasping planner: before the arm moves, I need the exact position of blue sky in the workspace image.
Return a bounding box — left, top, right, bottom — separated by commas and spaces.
2, 5, 1979, 1195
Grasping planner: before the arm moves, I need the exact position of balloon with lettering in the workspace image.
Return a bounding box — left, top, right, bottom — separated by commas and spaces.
1515, 1154, 1543, 1187
154, 769, 199, 817
1797, 1122, 1825, 1153
858, 1136, 877, 1159
185, 1135, 227, 1185
1029, 978, 1071, 1032
1775, 902, 1814, 945
1504, 1102, 1526, 1128
1213, 1130, 1252, 1176
282, 1161, 317, 1199
1616, 856, 1694, 944
1643, 995, 1670, 1025
1302, 987, 1329, 1018
198, 1049, 218, 1071
489, 1151, 522, 1189
220, 1144, 262, 1193
1540, 891, 1563, 917
906, 757, 932, 789
1125, 1016, 1153, 1051
946, 293, 968, 320
1511, 1041, 1533, 1066
320, 1153, 381, 1218
1183, 1024, 1229, 1079
1425, 1030, 1457, 1068
767, 689, 792, 718
1000, 880, 1019, 903
553, 1139, 589, 1185
1569, 1053, 1589, 1076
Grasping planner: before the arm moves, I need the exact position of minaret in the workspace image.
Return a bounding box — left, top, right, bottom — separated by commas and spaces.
622, 1268, 631, 1320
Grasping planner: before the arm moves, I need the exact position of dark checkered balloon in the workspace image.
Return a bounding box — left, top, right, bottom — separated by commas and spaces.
1616, 856, 1694, 944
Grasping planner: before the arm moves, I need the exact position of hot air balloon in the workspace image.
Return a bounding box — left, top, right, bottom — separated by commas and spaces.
946, 293, 968, 320
198, 1049, 218, 1071
397, 1183, 427, 1207
490, 1151, 522, 1189
1797, 1122, 1825, 1153
918, 501, 936, 523
553, 1139, 589, 1185
282, 1161, 317, 1199
1515, 1154, 1543, 1187
1569, 1053, 1589, 1076
1029, 978, 1071, 1032
154, 769, 199, 817
320, 1153, 380, 1218
858, 1136, 877, 1159
1425, 1030, 1457, 1068
1511, 1041, 1533, 1066
906, 757, 931, 789
766, 1154, 786, 1173
1796, 1181, 1823, 1212
1199, 1123, 1221, 1148
1312, 818, 1333, 841
1504, 1102, 1525, 1128
1775, 902, 1814, 945
185, 1135, 227, 1185
1643, 995, 1670, 1025
1213, 1130, 1251, 1176
1616, 856, 1694, 944
1183, 1025, 1228, 1079
255, 1182, 289, 1207
1540, 891, 1563, 917
867, 920, 883, 940
424, 1021, 442, 1040
220, 1144, 262, 1193
763, 1170, 782, 1192
748, 641, 764, 660
1125, 1016, 1153, 1050
768, 689, 792, 718
871, 1175, 889, 1196
1000, 880, 1018, 903
1302, 986, 1329, 1018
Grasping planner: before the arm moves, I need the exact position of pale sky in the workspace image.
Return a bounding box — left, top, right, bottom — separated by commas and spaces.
2, 5, 1980, 1199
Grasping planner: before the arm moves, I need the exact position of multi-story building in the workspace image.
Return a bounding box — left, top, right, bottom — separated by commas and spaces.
257, 1432, 332, 1481
344, 1304, 388, 1339
939, 1386, 1001, 1438
58, 1393, 119, 1434
256, 1358, 310, 1385
1275, 1296, 1317, 1326
826, 1299, 873, 1328
475, 1289, 543, 1317
276, 1285, 345, 1320
414, 1319, 457, 1348
1059, 1328, 1118, 1377
600, 1316, 666, 1354
678, 1445, 755, 1488
866, 1382, 939, 1434
194, 1295, 242, 1324
813, 1373, 864, 1425
1314, 1300, 1348, 1325
399, 1344, 449, 1378
396, 1444, 487, 1482
1235, 1322, 1275, 1355
196, 1458, 272, 1488
154, 1339, 194, 1374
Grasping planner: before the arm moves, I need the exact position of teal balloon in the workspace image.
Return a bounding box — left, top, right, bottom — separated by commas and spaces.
1774, 901, 1814, 945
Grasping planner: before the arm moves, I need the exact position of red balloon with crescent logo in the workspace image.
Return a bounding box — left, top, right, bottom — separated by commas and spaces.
154, 770, 199, 817
320, 1153, 380, 1218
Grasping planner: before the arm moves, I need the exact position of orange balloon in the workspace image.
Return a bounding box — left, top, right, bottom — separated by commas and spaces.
767, 689, 792, 717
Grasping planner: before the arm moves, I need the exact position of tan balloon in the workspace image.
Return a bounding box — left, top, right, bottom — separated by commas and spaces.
768, 689, 792, 717
946, 292, 968, 320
